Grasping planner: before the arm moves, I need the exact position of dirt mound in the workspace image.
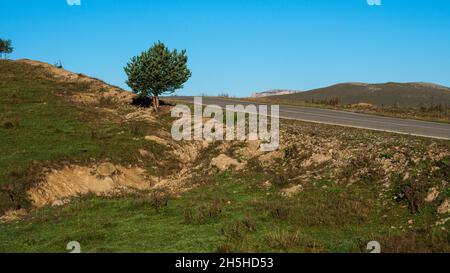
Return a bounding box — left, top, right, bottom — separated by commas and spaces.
145, 135, 170, 146
258, 150, 285, 164
16, 59, 135, 105
211, 154, 245, 171
27, 164, 153, 208
125, 109, 156, 122
239, 140, 264, 159
302, 153, 332, 168
17, 59, 92, 82
0, 209, 28, 223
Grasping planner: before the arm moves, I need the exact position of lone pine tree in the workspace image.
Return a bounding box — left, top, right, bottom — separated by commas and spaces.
124, 41, 191, 112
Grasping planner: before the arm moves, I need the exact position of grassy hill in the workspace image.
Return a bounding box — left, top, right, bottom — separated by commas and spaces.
0, 59, 178, 212
0, 60, 449, 253
249, 82, 450, 123
270, 82, 450, 108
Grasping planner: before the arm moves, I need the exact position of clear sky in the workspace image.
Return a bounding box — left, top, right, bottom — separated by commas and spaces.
1, 0, 450, 97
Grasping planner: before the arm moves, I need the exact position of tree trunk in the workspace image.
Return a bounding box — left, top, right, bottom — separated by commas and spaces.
156, 96, 160, 109
152, 96, 159, 113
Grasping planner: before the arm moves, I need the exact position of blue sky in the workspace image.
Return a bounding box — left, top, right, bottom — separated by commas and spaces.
1, 0, 450, 97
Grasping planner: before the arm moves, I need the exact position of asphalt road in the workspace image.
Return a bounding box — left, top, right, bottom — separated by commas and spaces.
166, 97, 450, 140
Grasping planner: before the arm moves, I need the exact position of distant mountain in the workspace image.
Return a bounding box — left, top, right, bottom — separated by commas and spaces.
251, 89, 299, 98
266, 82, 450, 108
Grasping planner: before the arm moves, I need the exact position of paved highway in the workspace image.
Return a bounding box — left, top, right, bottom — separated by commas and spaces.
166, 97, 450, 140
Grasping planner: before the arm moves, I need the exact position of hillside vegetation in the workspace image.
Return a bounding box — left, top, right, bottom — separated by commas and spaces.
0, 60, 449, 253
252, 82, 450, 123
276, 82, 450, 108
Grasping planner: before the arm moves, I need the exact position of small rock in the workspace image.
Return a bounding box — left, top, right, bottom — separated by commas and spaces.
431, 166, 441, 172
435, 217, 450, 226
241, 140, 263, 158
97, 163, 117, 177
139, 149, 150, 157
437, 199, 450, 214
145, 135, 169, 146
262, 181, 272, 189
281, 185, 303, 198
211, 154, 245, 171
403, 172, 410, 181
407, 219, 414, 225
425, 187, 440, 203
52, 200, 65, 207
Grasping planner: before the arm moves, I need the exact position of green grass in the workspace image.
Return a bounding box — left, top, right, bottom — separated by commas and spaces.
0, 60, 448, 253
1, 89, 166, 173
1, 171, 447, 253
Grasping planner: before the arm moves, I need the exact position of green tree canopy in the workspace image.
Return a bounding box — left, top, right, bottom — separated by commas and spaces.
124, 41, 191, 111
0, 39, 13, 59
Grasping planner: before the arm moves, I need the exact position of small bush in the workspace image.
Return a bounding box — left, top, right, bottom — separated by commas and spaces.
198, 199, 224, 221
311, 97, 340, 106
254, 199, 291, 221
183, 208, 195, 224
2, 121, 15, 129
98, 96, 115, 107
265, 229, 302, 249
221, 221, 245, 241
53, 61, 63, 69
0, 165, 45, 214
242, 215, 257, 232
149, 189, 170, 210
216, 241, 238, 253
128, 121, 147, 136
283, 145, 298, 160
183, 199, 225, 224
271, 206, 290, 220
340, 154, 384, 184
392, 176, 428, 214
390, 157, 446, 214
266, 169, 291, 187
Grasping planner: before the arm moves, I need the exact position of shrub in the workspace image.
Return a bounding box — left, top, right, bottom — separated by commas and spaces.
265, 229, 302, 249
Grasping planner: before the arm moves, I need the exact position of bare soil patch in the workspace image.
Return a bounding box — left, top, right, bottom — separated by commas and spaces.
27, 164, 153, 208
